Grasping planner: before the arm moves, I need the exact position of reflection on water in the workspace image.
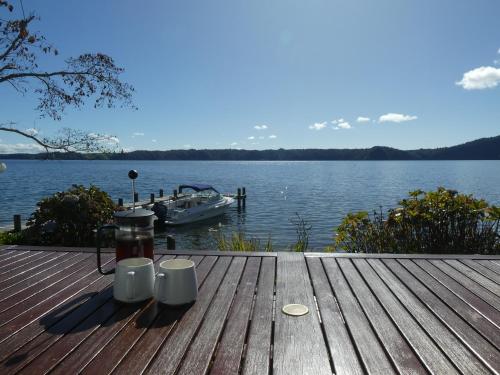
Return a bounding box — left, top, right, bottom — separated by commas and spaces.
2, 160, 500, 250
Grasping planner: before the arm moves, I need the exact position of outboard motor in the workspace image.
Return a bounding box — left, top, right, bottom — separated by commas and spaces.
152, 202, 168, 222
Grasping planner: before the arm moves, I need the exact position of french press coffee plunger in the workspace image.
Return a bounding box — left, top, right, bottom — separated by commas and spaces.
96, 170, 156, 275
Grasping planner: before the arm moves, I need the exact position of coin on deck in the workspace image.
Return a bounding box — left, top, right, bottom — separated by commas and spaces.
282, 304, 309, 316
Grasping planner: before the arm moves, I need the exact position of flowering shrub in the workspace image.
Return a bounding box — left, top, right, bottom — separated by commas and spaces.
332, 188, 500, 254
24, 185, 115, 246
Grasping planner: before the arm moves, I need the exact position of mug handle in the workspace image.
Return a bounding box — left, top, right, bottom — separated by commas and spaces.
126, 271, 135, 300
97, 224, 119, 275
155, 273, 166, 302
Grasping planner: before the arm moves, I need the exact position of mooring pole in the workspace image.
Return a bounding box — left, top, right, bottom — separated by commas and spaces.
159, 189, 164, 198
118, 198, 123, 207
167, 235, 176, 250
13, 214, 21, 232
150, 193, 155, 203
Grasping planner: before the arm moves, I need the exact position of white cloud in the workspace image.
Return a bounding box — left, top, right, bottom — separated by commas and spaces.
495, 60, 500, 65
152, 139, 157, 143
331, 120, 337, 124
108, 136, 120, 144
230, 142, 238, 146
25, 128, 38, 135
356, 116, 370, 123
254, 125, 268, 130
498, 48, 500, 54
269, 134, 277, 139
378, 113, 418, 123
456, 66, 500, 90
336, 121, 352, 129
247, 136, 255, 140
132, 132, 145, 137
308, 122, 327, 130
183, 144, 192, 148
0, 143, 45, 153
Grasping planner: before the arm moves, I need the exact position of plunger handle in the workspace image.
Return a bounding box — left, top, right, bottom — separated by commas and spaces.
128, 170, 138, 211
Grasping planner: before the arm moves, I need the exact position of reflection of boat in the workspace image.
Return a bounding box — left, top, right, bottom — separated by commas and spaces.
150, 184, 235, 225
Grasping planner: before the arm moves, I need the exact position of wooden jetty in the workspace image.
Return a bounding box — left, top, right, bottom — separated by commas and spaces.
119, 186, 247, 210
0, 245, 499, 374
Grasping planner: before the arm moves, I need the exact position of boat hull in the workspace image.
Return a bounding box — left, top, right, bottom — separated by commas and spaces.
164, 196, 234, 225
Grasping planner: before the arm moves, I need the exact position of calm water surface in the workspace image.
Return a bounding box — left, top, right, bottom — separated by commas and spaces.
1, 160, 499, 250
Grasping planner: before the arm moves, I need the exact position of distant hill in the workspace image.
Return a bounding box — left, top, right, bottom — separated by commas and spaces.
1, 135, 499, 160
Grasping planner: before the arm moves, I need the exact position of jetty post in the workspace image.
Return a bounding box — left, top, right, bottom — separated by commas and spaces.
150, 193, 155, 203
237, 188, 242, 209
173, 189, 178, 199
159, 189, 164, 198
118, 198, 123, 207
166, 235, 176, 250
13, 214, 21, 232
242, 187, 246, 208
134, 192, 139, 203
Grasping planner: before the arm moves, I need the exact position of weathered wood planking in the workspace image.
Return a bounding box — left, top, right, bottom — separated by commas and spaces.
273, 252, 332, 375
0, 247, 498, 375
306, 257, 364, 375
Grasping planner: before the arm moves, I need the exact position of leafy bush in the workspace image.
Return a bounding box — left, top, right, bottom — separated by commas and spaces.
23, 185, 116, 246
332, 187, 500, 254
0, 230, 25, 245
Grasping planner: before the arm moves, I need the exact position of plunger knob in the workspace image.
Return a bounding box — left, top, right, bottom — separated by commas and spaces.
128, 170, 138, 180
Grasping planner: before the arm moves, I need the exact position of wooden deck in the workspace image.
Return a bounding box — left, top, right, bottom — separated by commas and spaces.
0, 245, 499, 374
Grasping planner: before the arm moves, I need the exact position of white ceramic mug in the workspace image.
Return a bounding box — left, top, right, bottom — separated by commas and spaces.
154, 259, 198, 306
114, 257, 155, 303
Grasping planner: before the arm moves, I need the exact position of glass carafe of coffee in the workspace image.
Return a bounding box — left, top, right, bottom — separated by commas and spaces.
96, 208, 156, 275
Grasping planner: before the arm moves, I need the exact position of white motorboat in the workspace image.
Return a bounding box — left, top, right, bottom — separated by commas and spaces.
151, 184, 235, 225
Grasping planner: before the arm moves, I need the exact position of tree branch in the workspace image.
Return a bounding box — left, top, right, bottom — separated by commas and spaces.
0, 69, 90, 83
0, 125, 49, 151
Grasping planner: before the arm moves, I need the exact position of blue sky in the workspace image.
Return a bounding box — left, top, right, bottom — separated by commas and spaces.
1, 0, 500, 152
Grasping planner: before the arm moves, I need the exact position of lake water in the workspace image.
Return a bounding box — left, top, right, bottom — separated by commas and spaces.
1, 160, 499, 250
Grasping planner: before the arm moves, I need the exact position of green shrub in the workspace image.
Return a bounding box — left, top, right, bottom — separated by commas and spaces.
23, 185, 116, 246
332, 187, 500, 254
0, 230, 25, 245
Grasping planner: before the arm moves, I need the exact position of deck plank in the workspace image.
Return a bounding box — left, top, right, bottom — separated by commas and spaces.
11, 255, 169, 375
210, 257, 261, 375
338, 258, 427, 374
0, 255, 114, 364
176, 257, 248, 375
142, 257, 234, 375
272, 253, 332, 375
477, 260, 500, 275
76, 256, 214, 375
0, 251, 38, 270
446, 259, 500, 296
430, 260, 500, 311
352, 259, 459, 374
398, 259, 500, 349
383, 258, 500, 372
0, 251, 72, 291
459, 259, 500, 286
367, 258, 490, 375
414, 259, 500, 327
242, 257, 275, 375
306, 257, 363, 375
0, 248, 498, 375
0, 251, 51, 276
0, 253, 91, 306
322, 258, 395, 374
0, 254, 99, 321
0, 254, 113, 343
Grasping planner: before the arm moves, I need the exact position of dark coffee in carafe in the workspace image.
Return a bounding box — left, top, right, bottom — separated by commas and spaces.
116, 235, 154, 262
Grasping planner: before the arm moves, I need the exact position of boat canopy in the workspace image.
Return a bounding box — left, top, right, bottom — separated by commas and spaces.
178, 184, 219, 193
